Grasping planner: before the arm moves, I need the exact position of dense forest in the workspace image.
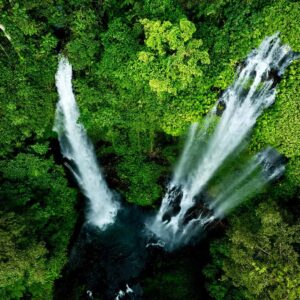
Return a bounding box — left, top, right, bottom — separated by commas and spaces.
0, 0, 299, 299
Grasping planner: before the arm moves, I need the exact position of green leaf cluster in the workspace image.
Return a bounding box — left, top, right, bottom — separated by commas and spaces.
204, 202, 300, 299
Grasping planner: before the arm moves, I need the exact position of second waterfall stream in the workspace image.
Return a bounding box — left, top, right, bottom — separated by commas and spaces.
53, 57, 119, 229
148, 34, 297, 250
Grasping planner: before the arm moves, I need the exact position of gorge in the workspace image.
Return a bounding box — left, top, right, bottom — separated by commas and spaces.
53, 34, 297, 299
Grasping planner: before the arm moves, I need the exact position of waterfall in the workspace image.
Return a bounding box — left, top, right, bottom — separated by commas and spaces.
53, 57, 119, 229
148, 34, 297, 249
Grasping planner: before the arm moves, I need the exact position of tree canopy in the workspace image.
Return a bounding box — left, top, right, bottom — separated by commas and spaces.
0, 0, 299, 299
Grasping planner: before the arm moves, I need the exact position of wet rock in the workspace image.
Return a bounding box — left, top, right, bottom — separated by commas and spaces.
162, 186, 182, 222
216, 99, 226, 116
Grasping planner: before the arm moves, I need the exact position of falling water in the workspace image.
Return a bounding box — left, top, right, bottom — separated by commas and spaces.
115, 284, 134, 300
53, 57, 119, 228
149, 34, 297, 249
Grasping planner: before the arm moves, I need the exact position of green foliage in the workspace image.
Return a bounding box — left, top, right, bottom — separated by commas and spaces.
117, 155, 162, 206
0, 212, 51, 299
136, 18, 212, 135
0, 1, 63, 157
141, 0, 184, 21
250, 60, 300, 195
0, 154, 77, 298
139, 18, 210, 95
204, 202, 300, 299
102, 0, 184, 22
66, 9, 100, 70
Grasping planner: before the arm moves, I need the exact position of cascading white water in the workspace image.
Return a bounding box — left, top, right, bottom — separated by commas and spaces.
115, 284, 134, 300
53, 57, 119, 229
148, 34, 297, 249
209, 148, 285, 217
